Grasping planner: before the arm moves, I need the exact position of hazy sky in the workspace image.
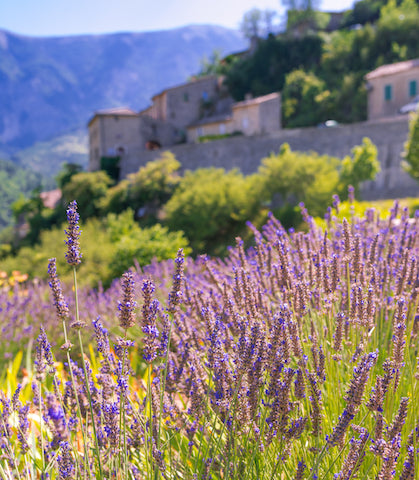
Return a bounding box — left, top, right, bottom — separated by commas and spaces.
1, 0, 355, 37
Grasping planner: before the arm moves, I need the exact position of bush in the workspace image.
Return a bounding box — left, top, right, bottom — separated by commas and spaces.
62, 171, 113, 220
338, 137, 380, 197
164, 168, 259, 254
106, 209, 191, 279
403, 111, 419, 182
100, 152, 181, 221
256, 143, 341, 217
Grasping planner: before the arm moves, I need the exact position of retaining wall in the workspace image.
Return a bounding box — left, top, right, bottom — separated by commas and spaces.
119, 115, 419, 200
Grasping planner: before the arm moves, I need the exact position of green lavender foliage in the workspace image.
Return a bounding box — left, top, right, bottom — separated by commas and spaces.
0, 200, 418, 479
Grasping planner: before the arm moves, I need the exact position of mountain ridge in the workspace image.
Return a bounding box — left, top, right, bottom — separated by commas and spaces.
0, 25, 246, 156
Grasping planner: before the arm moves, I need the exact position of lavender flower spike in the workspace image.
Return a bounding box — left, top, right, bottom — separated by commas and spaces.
65, 200, 82, 266
168, 248, 184, 313
57, 441, 75, 479
118, 270, 137, 331
48, 258, 70, 321
141, 279, 159, 363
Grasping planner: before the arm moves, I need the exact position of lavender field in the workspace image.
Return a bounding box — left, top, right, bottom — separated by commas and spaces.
0, 199, 418, 479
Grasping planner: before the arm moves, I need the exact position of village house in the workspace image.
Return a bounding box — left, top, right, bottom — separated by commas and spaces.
88, 107, 181, 178
186, 92, 281, 142
139, 75, 232, 131
88, 76, 282, 177
365, 58, 419, 120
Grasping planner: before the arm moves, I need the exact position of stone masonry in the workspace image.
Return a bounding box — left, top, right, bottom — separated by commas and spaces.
119, 115, 418, 201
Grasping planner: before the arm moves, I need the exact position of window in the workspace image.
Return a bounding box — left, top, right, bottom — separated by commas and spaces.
202, 91, 208, 101
219, 124, 226, 135
197, 127, 203, 137
384, 84, 392, 101
242, 117, 249, 130
183, 93, 189, 102
409, 80, 417, 97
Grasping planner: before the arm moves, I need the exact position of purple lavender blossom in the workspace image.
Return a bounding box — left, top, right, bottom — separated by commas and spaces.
35, 326, 55, 378
168, 248, 184, 313
141, 279, 159, 363
118, 270, 137, 331
57, 441, 75, 479
48, 258, 70, 321
45, 393, 68, 449
64, 200, 82, 266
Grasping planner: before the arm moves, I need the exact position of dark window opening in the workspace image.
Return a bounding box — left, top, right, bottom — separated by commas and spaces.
100, 156, 120, 182
145, 140, 161, 150
409, 80, 417, 97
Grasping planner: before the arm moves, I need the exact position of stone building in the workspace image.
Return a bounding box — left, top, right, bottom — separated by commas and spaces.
88, 76, 282, 176
186, 92, 281, 142
140, 75, 232, 133
88, 107, 181, 177
365, 58, 419, 120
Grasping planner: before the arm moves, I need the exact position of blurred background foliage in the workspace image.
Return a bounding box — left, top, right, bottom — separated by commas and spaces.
0, 138, 381, 287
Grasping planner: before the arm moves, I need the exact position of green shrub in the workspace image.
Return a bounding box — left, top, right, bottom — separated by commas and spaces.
62, 171, 113, 220
403, 111, 419, 182
106, 209, 191, 279
164, 168, 259, 254
100, 152, 181, 220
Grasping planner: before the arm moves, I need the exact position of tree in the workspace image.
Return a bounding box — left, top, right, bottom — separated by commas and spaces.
378, 0, 419, 27
403, 112, 419, 181
198, 50, 225, 77
281, 0, 322, 32
62, 171, 113, 220
55, 163, 83, 189
281, 0, 319, 9
282, 69, 332, 127
100, 152, 181, 220
106, 209, 191, 280
341, 0, 386, 28
240, 8, 279, 39
263, 9, 278, 36
224, 34, 324, 101
240, 8, 264, 39
256, 143, 340, 219
338, 137, 380, 198
164, 168, 258, 254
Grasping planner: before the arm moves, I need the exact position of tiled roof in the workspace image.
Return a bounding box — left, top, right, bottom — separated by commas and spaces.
151, 75, 219, 100
40, 189, 62, 209
94, 107, 138, 116
88, 107, 138, 126
232, 92, 280, 109
365, 58, 419, 80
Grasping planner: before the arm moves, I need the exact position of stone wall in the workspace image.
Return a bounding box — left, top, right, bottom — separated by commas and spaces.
119, 115, 419, 200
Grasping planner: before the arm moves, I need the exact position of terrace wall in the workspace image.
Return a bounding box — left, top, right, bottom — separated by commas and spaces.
119, 115, 418, 201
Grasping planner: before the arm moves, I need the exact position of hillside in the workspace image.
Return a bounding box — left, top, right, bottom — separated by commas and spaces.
0, 25, 246, 155
12, 129, 88, 178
